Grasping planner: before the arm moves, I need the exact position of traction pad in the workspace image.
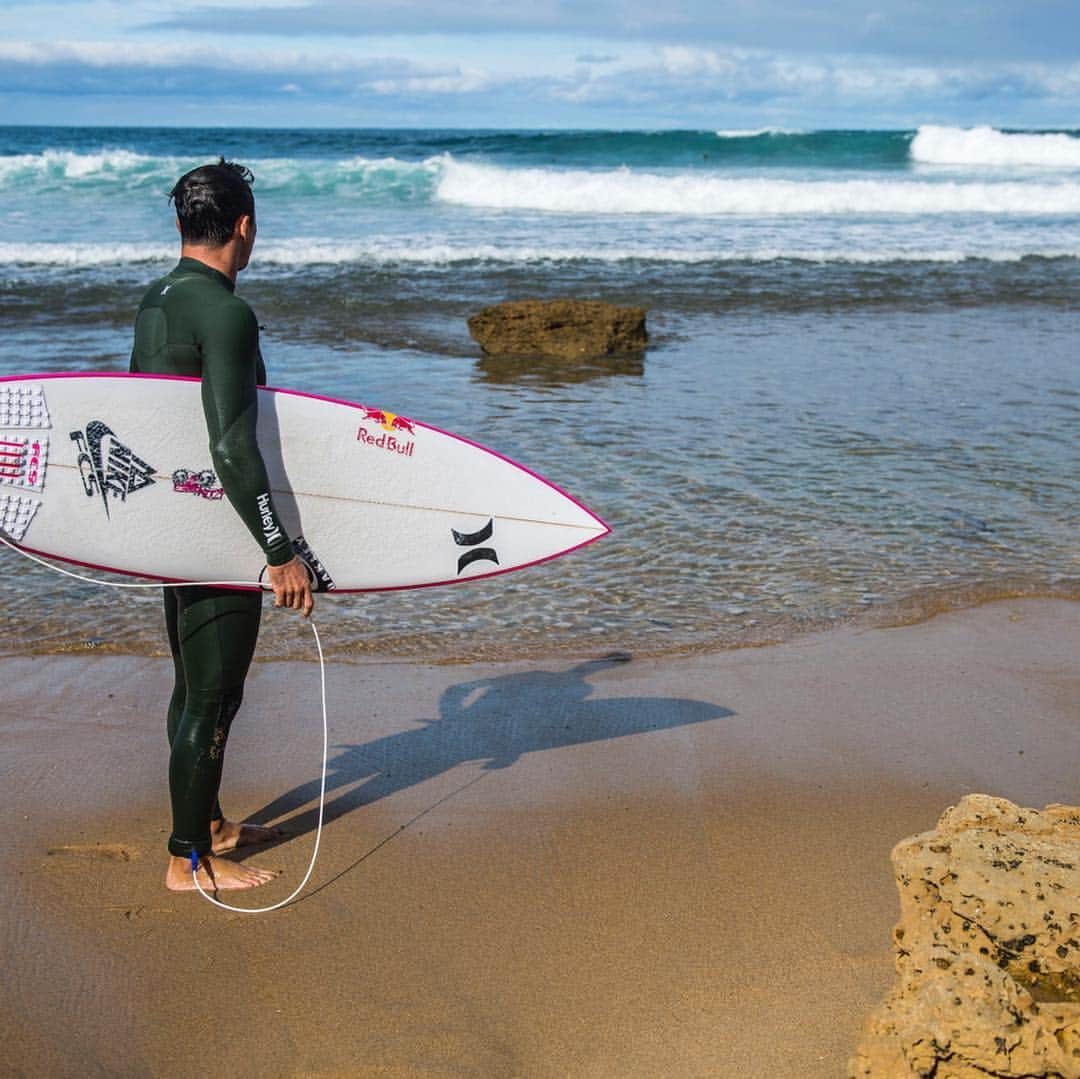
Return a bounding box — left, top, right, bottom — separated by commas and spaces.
0, 493, 41, 542
0, 385, 51, 541
0, 384, 50, 429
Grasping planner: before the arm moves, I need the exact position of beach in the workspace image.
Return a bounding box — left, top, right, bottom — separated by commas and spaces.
3, 598, 1076, 1077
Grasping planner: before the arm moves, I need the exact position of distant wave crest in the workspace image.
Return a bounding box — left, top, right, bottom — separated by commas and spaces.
910, 125, 1080, 168
713, 127, 802, 138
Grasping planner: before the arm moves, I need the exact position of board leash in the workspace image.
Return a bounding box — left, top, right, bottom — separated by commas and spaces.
0, 532, 328, 914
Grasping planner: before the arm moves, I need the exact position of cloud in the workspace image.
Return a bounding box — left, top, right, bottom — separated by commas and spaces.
559, 45, 1076, 114
145, 0, 1080, 63
0, 40, 495, 99
3, 36, 1080, 127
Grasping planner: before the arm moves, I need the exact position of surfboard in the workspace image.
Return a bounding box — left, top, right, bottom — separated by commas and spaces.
0, 373, 609, 591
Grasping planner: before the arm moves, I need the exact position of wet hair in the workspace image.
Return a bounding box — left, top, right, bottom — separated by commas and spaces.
169, 158, 255, 247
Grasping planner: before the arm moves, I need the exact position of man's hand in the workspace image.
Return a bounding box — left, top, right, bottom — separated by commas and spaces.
266, 556, 314, 618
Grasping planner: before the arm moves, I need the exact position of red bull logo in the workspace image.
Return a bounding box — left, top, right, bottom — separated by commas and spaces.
359, 406, 415, 435
356, 405, 416, 458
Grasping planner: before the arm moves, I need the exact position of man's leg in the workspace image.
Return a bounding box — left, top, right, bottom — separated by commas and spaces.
163, 585, 278, 892
164, 587, 185, 747
164, 587, 227, 826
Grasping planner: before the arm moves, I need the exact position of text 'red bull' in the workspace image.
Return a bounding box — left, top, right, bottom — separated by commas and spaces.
356, 406, 416, 457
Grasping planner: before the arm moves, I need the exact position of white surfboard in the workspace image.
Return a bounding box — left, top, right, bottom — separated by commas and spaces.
0, 374, 609, 591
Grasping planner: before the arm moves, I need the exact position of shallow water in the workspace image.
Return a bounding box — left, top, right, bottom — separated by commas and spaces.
3, 303, 1076, 661
1, 126, 1077, 659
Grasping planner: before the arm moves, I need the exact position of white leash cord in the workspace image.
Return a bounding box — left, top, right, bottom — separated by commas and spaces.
0, 533, 329, 913
191, 619, 327, 913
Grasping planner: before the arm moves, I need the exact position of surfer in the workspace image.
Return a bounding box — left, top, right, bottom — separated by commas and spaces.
130, 159, 314, 892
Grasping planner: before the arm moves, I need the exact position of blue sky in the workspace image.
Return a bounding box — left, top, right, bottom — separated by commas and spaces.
2, 0, 1079, 128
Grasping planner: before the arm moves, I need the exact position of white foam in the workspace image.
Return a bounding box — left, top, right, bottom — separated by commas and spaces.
0, 148, 162, 183
910, 125, 1080, 168
714, 128, 800, 138
4, 239, 1079, 269
251, 242, 1080, 266
0, 242, 172, 266
434, 158, 1080, 216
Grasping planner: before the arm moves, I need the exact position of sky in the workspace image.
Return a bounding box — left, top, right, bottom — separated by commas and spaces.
2, 0, 1080, 129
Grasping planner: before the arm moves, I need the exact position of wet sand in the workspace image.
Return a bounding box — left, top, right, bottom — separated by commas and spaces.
2, 599, 1077, 1078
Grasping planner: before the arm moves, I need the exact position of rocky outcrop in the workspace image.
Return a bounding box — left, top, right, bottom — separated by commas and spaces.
467, 299, 647, 360
850, 795, 1080, 1078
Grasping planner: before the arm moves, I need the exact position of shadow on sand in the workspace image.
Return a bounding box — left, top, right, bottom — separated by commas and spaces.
246, 655, 733, 858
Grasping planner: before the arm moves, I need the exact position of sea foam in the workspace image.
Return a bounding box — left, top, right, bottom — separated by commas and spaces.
4, 239, 1078, 269
0, 242, 172, 266
910, 125, 1080, 168
0, 148, 163, 184
435, 158, 1080, 215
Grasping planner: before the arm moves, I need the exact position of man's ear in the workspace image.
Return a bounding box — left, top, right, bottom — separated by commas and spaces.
175, 217, 182, 235
235, 214, 253, 244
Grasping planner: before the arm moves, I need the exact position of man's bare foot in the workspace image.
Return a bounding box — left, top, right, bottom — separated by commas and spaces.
165, 854, 280, 892
209, 817, 284, 854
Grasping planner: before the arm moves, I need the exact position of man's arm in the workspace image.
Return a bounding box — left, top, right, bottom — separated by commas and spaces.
198, 299, 313, 614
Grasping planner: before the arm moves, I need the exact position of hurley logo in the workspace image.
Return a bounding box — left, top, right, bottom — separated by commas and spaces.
70, 421, 156, 518
452, 518, 499, 575
257, 491, 283, 545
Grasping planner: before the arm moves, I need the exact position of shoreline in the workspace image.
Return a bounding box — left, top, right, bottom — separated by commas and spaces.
3, 597, 1077, 1076
4, 578, 1076, 665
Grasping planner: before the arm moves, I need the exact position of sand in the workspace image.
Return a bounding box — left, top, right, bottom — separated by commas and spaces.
1, 598, 1077, 1078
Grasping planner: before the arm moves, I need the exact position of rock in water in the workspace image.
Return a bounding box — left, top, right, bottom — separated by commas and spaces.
850, 795, 1080, 1078
467, 300, 647, 360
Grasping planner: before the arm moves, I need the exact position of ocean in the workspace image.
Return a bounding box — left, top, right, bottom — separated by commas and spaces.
1, 124, 1077, 660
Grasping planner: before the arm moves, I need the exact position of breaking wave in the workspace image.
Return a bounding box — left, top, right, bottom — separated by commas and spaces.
0, 148, 168, 186
0, 148, 440, 199
910, 125, 1080, 168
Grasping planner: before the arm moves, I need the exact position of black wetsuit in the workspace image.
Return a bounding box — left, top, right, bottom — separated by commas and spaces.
130, 257, 292, 857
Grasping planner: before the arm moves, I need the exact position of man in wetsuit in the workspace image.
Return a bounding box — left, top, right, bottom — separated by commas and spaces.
130, 159, 313, 892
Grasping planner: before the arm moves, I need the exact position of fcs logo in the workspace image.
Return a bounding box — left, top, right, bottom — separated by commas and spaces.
70, 421, 156, 518
27, 441, 41, 486
360, 406, 415, 435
